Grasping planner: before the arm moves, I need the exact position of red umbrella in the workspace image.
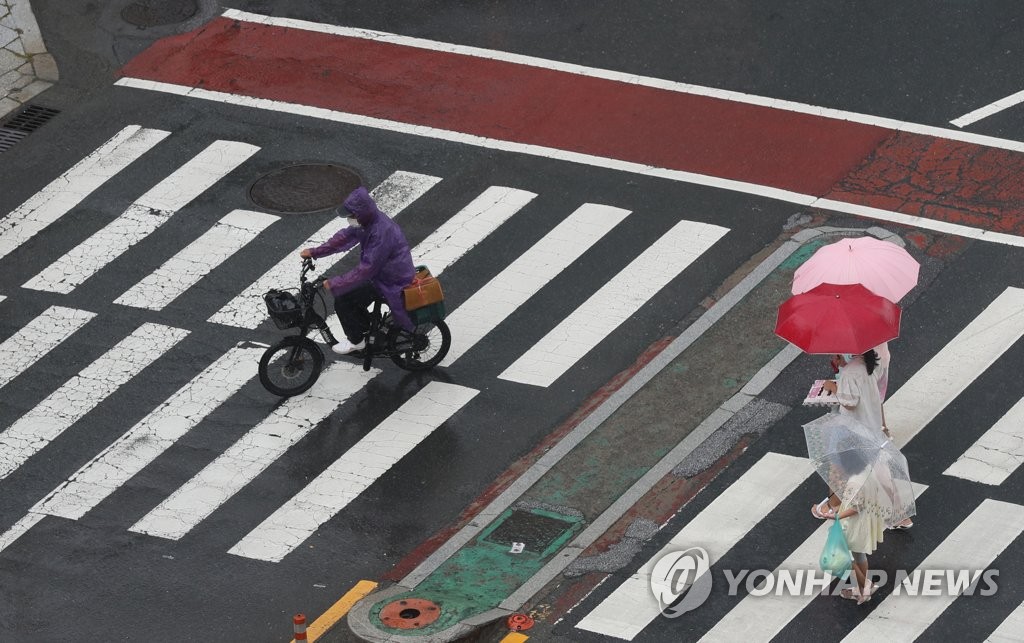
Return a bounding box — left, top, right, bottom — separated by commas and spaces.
775, 283, 901, 354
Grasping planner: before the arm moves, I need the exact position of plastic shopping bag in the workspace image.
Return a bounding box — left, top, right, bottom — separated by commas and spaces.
820, 517, 853, 577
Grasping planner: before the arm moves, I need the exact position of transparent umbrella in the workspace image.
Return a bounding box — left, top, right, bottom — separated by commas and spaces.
802, 413, 916, 528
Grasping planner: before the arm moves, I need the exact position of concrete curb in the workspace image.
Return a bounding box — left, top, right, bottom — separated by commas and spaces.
0, 0, 56, 119
341, 225, 902, 641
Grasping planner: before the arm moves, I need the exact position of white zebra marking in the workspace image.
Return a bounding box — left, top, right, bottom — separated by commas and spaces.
130, 361, 380, 540
440, 203, 630, 366
228, 381, 479, 562
0, 126, 169, 262
945, 396, 1024, 485
0, 306, 96, 390
575, 452, 813, 641
986, 600, 1024, 642
22, 140, 259, 294
844, 500, 1024, 642
500, 220, 728, 387
411, 186, 536, 276
113, 209, 278, 310
207, 171, 441, 329
888, 287, 1024, 448
0, 323, 189, 479
30, 346, 262, 521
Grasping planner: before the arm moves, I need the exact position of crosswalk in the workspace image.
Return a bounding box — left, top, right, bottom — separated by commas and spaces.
571, 286, 1024, 641
0, 125, 731, 564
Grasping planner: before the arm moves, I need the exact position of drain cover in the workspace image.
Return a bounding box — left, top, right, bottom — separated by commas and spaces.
483, 509, 577, 553
249, 164, 362, 214
121, 0, 198, 27
379, 598, 441, 630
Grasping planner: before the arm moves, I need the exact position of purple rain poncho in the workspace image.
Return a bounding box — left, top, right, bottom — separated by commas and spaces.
308, 187, 416, 331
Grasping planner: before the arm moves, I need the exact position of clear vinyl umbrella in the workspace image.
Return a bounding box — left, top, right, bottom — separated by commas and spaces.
802, 413, 916, 528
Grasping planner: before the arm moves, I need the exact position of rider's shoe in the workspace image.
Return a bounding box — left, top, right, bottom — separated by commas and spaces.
331, 338, 366, 355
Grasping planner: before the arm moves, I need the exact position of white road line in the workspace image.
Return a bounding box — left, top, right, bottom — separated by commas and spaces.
944, 396, 1024, 485
218, 9, 1024, 155
440, 203, 630, 366
699, 483, 929, 643
0, 306, 96, 390
500, 220, 728, 387
951, 89, 1024, 128
0, 126, 169, 262
575, 452, 814, 641
888, 287, 1024, 448
228, 381, 479, 562
844, 499, 1024, 642
0, 514, 44, 553
116, 79, 1024, 250
986, 600, 1024, 642
113, 209, 278, 310
29, 346, 262, 522
22, 140, 259, 294
130, 361, 380, 541
0, 323, 189, 480
207, 171, 440, 329
411, 186, 536, 276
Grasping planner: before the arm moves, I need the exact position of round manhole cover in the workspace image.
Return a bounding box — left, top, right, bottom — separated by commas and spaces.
379, 598, 441, 630
121, 0, 198, 27
249, 164, 363, 214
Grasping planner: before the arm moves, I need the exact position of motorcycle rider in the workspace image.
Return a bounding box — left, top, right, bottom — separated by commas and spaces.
300, 186, 416, 355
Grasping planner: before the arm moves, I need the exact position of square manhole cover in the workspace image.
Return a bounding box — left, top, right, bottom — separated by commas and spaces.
483, 509, 577, 553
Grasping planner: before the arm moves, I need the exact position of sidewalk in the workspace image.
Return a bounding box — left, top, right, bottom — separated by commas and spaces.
333, 224, 908, 642
0, 0, 56, 120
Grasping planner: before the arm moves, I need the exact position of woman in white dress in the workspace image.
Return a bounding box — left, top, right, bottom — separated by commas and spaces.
811, 350, 882, 519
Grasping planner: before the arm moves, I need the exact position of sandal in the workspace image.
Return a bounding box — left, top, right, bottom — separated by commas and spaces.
811, 498, 836, 520
892, 519, 913, 530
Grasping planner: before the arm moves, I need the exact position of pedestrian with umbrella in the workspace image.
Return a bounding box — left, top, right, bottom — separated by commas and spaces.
803, 413, 917, 604
791, 235, 921, 438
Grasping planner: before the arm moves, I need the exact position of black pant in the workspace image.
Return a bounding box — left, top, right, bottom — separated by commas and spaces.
333, 282, 378, 343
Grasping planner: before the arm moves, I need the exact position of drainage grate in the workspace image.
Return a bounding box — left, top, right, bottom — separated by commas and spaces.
249, 163, 363, 214
0, 105, 60, 153
483, 509, 578, 554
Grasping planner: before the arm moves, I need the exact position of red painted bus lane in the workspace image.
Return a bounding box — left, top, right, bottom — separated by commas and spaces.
119, 14, 1024, 236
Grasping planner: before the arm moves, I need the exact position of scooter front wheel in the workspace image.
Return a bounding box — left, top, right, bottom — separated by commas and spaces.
258, 336, 324, 397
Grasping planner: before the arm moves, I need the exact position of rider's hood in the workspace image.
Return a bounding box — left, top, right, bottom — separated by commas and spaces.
342, 186, 383, 226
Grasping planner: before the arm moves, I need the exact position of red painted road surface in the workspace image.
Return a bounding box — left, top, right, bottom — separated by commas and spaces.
120, 16, 1024, 234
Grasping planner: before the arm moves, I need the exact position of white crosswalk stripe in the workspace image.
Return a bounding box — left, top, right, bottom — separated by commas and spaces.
31, 347, 262, 522
113, 209, 279, 310
0, 322, 189, 480
844, 499, 1024, 642
0, 306, 96, 390
228, 381, 479, 562
130, 361, 381, 541
411, 186, 537, 276
944, 395, 1024, 485
888, 286, 1024, 448
22, 140, 259, 294
206, 171, 441, 329
0, 126, 169, 262
987, 600, 1024, 642
575, 452, 814, 640
500, 220, 728, 387
699, 483, 929, 643
441, 203, 631, 366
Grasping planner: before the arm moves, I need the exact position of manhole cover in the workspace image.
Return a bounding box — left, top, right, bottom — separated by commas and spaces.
249, 164, 362, 214
122, 0, 198, 27
483, 510, 576, 553
379, 598, 441, 630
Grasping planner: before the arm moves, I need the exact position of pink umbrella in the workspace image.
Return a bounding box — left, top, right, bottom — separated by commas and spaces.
792, 237, 920, 302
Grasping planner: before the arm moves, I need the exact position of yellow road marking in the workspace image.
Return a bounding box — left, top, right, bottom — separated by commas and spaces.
501, 633, 529, 643
291, 580, 378, 642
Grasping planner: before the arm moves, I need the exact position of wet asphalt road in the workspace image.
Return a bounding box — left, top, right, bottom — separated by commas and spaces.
2, 1, 1023, 641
